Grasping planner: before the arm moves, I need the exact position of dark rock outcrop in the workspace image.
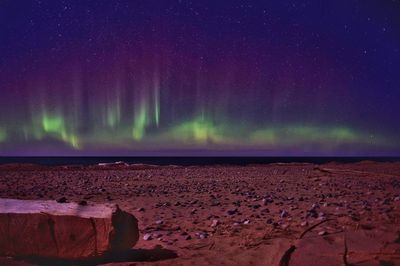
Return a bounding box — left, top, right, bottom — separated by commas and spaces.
0, 198, 139, 259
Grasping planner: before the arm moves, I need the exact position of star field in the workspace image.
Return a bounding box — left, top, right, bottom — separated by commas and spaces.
0, 1, 399, 155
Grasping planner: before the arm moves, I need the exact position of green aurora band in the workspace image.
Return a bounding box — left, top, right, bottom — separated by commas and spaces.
1, 1, 400, 156
0, 73, 394, 154
27, 112, 80, 149
0, 110, 389, 153
0, 128, 6, 143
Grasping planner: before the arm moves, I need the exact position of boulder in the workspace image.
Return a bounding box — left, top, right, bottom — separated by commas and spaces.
0, 198, 139, 259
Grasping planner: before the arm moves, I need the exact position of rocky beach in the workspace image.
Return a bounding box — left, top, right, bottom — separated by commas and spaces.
0, 161, 399, 265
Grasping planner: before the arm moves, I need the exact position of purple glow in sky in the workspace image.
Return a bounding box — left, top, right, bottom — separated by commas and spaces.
1, 1, 399, 156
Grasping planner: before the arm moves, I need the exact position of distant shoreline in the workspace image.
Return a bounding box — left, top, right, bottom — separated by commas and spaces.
0, 156, 399, 166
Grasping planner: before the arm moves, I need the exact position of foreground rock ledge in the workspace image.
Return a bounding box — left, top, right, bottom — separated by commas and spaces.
0, 198, 139, 259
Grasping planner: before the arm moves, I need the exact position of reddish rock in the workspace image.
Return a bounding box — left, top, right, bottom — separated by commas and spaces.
0, 198, 139, 259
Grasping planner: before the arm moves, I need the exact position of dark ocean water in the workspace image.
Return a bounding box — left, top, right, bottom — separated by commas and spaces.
0, 157, 399, 166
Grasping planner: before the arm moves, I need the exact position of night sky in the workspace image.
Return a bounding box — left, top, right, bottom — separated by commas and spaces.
1, 1, 400, 156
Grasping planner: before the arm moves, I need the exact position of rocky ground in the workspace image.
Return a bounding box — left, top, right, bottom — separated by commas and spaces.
0, 161, 399, 265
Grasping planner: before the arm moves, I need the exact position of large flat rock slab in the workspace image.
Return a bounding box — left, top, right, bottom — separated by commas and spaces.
0, 198, 139, 259
291, 229, 400, 266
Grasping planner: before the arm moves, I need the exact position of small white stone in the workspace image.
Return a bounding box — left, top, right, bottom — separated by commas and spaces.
211, 219, 219, 227
143, 233, 152, 241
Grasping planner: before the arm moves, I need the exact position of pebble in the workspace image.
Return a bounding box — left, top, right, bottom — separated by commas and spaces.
262, 198, 273, 205
210, 200, 220, 206
152, 233, 162, 238
211, 219, 219, 227
307, 209, 318, 218
143, 233, 152, 241
261, 208, 270, 214
300, 221, 308, 227
195, 232, 208, 239
56, 197, 67, 203
227, 209, 237, 215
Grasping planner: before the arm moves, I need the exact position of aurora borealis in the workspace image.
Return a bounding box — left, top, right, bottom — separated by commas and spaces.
1, 1, 400, 156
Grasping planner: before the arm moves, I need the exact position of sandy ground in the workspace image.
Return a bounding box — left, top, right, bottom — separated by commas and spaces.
0, 161, 399, 265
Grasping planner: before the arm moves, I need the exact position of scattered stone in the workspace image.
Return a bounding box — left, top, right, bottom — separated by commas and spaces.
280, 210, 289, 218
195, 232, 208, 239
56, 197, 67, 203
262, 198, 273, 205
311, 203, 319, 210
211, 219, 219, 227
307, 209, 318, 218
210, 199, 220, 206
152, 233, 162, 239
227, 209, 238, 215
261, 208, 270, 214
143, 233, 152, 241
1, 162, 399, 264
